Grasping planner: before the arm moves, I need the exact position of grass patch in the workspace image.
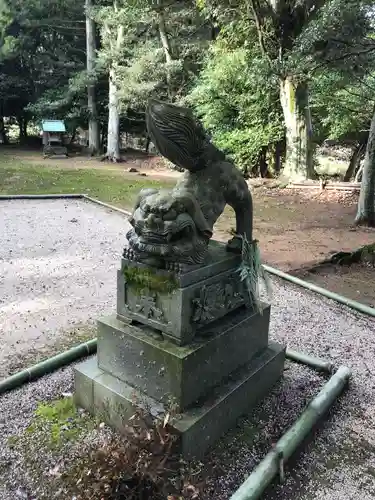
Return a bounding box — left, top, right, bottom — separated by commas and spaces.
7, 395, 201, 499
0, 160, 171, 210
17, 396, 98, 451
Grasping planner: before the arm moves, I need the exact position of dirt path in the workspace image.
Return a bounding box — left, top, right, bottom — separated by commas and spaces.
292, 263, 375, 308
215, 187, 375, 268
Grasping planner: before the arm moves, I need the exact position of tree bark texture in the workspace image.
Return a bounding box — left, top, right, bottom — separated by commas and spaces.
18, 117, 28, 142
106, 68, 121, 162
355, 163, 364, 183
344, 141, 366, 182
355, 106, 375, 227
280, 77, 316, 181
0, 101, 8, 144
85, 0, 100, 155
157, 1, 173, 99
105, 14, 124, 162
0, 118, 6, 144
266, 140, 284, 177
158, 9, 172, 64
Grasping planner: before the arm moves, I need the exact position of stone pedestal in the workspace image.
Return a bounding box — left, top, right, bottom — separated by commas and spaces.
74, 240, 285, 459
117, 240, 247, 345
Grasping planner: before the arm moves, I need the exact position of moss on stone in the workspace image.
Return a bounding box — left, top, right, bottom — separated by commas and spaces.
361, 243, 375, 259
331, 243, 375, 266
123, 266, 178, 295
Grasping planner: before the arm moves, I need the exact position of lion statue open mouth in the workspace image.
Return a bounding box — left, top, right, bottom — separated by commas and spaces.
125, 188, 212, 269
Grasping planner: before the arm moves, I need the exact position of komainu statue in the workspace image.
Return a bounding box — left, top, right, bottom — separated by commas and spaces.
125, 99, 254, 271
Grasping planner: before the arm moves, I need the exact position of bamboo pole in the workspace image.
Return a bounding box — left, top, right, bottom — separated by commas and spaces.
0, 340, 97, 394
230, 366, 351, 500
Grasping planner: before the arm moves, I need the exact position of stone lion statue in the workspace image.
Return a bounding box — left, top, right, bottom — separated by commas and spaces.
125, 99, 254, 271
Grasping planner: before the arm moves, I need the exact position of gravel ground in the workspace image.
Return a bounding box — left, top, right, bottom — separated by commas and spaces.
0, 199, 131, 379
0, 199, 374, 499
204, 279, 375, 500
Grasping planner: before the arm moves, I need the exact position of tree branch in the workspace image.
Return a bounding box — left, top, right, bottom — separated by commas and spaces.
343, 87, 371, 100
317, 96, 369, 115
330, 37, 375, 49
150, 0, 176, 13
157, 0, 172, 64
351, 72, 375, 93
246, 0, 272, 65
311, 46, 375, 74
27, 22, 86, 30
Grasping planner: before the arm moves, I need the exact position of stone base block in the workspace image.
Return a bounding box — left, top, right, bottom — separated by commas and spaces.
97, 306, 270, 411
74, 342, 285, 459
118, 240, 247, 345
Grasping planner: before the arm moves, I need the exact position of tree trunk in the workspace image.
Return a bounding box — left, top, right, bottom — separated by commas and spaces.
23, 119, 28, 139
259, 146, 268, 178
344, 141, 366, 182
106, 68, 121, 162
274, 139, 285, 174
355, 163, 364, 183
157, 6, 172, 64
266, 140, 284, 176
157, 0, 173, 98
18, 117, 26, 143
0, 113, 8, 144
85, 0, 100, 155
279, 77, 316, 181
145, 135, 150, 153
355, 106, 375, 227
69, 127, 77, 145
101, 126, 106, 149
104, 9, 124, 162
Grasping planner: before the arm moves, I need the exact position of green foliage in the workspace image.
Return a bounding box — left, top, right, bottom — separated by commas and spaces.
95, 0, 210, 112
238, 236, 270, 313
187, 31, 284, 173
219, 124, 284, 172
192, 0, 375, 179
294, 0, 373, 75
117, 42, 171, 108
123, 266, 178, 295
0, 0, 374, 175
311, 70, 375, 142
0, 0, 87, 132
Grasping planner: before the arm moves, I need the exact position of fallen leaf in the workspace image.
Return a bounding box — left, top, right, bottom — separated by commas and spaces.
163, 413, 170, 428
